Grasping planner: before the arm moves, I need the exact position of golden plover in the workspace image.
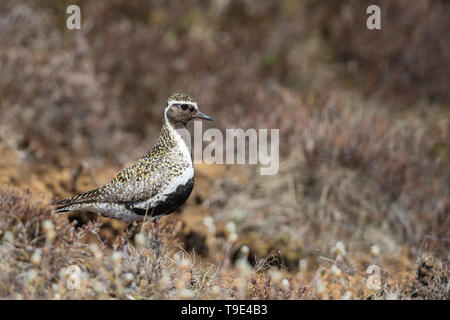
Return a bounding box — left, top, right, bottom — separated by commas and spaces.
55, 93, 213, 223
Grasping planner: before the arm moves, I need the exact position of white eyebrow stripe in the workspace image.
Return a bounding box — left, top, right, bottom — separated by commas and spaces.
169, 101, 198, 109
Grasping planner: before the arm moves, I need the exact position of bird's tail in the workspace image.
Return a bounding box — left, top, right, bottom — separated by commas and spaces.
52, 188, 102, 214
54, 202, 87, 214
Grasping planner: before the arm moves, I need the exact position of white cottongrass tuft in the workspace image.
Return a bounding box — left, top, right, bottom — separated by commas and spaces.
203, 216, 216, 234
134, 233, 146, 247
31, 248, 42, 267
331, 241, 346, 258
331, 264, 342, 276
299, 259, 308, 273
342, 291, 352, 300
225, 221, 237, 235
269, 270, 284, 285
281, 278, 290, 290
370, 245, 380, 257
112, 251, 123, 264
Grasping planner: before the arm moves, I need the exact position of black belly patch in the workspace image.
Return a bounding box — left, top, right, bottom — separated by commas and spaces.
125, 177, 194, 217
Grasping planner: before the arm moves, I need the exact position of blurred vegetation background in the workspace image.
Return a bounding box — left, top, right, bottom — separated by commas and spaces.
0, 0, 448, 299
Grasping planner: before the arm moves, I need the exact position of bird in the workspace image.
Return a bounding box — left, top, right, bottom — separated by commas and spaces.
54, 93, 213, 225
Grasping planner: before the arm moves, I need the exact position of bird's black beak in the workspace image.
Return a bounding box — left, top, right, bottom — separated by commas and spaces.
194, 111, 213, 121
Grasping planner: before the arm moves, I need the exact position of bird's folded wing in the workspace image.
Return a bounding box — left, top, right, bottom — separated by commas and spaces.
54, 159, 165, 206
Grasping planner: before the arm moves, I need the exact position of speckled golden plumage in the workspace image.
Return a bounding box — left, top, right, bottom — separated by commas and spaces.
59, 120, 185, 201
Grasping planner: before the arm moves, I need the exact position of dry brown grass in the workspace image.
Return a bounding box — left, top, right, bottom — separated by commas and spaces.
0, 184, 448, 300
0, 0, 448, 300
0, 186, 225, 299
207, 93, 449, 265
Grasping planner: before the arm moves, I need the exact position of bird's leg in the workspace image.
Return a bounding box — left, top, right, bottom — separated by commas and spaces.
140, 207, 157, 234
122, 222, 133, 260
152, 215, 161, 226
152, 215, 163, 230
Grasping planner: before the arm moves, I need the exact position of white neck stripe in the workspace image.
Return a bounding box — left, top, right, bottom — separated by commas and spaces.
164, 108, 191, 158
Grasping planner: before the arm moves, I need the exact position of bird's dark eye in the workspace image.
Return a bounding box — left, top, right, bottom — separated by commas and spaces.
181, 104, 189, 110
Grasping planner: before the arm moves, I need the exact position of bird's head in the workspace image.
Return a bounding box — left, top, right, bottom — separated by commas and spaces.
165, 93, 213, 126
